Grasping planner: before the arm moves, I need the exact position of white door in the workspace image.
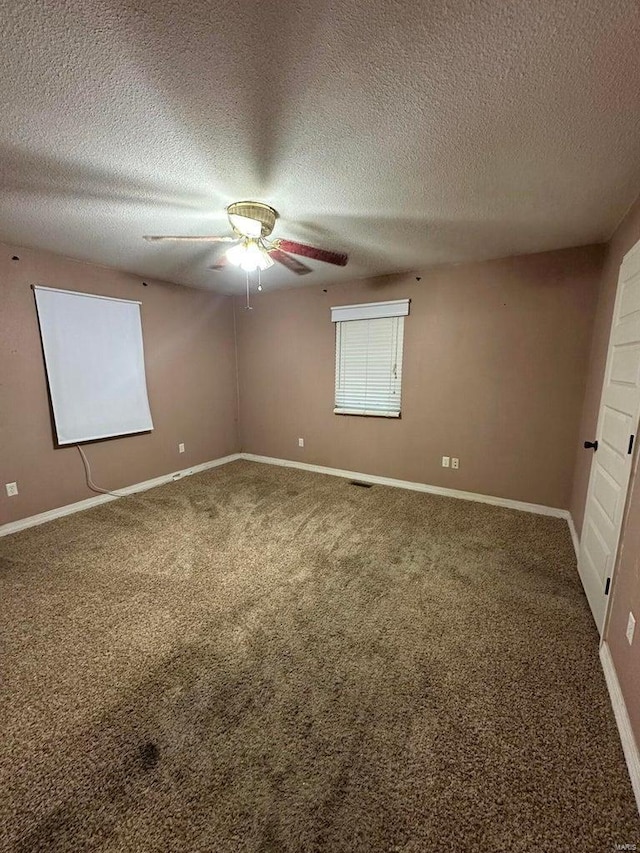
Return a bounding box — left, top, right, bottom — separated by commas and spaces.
578, 238, 640, 634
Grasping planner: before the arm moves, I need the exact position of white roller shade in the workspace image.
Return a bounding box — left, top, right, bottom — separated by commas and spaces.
33, 286, 154, 445
334, 315, 405, 417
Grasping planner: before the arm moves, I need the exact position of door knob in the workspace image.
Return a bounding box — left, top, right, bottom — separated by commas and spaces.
584, 440, 598, 451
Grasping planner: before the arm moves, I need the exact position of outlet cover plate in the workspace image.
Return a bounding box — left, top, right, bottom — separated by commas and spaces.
5, 482, 18, 497
442, 456, 450, 468
627, 611, 636, 645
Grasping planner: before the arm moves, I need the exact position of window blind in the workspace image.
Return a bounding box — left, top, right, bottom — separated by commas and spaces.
331, 299, 410, 323
33, 285, 154, 445
334, 315, 405, 417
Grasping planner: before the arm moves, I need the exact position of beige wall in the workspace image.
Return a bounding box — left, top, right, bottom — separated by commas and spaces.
607, 451, 640, 747
236, 245, 603, 509
569, 195, 640, 748
0, 243, 239, 524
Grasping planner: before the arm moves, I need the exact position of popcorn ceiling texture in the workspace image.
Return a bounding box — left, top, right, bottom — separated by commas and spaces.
1, 0, 640, 292
0, 461, 638, 851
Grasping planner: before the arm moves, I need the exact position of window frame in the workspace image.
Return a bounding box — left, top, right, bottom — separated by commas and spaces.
331, 299, 410, 418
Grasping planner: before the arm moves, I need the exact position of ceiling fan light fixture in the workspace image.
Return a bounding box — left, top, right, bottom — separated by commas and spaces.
226, 202, 277, 238
144, 200, 347, 277
226, 239, 274, 272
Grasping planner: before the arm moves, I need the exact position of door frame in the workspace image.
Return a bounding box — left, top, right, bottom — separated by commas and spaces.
601, 429, 640, 642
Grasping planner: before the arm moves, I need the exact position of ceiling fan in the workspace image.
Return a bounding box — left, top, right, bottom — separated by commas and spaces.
143, 201, 348, 276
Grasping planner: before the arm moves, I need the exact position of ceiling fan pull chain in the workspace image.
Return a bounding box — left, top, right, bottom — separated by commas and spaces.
257, 267, 262, 292
245, 270, 253, 310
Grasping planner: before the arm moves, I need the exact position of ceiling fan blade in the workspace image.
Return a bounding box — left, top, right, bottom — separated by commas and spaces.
269, 248, 312, 275
207, 255, 229, 271
143, 235, 236, 243
276, 239, 348, 266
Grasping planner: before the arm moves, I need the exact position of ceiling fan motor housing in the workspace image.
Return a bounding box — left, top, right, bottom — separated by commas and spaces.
227, 201, 278, 237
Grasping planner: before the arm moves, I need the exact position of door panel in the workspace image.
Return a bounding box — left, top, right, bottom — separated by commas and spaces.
592, 467, 620, 524
610, 343, 640, 386
601, 406, 632, 455
619, 271, 640, 319
578, 240, 640, 633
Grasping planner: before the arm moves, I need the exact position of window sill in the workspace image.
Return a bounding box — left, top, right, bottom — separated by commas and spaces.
333, 408, 401, 418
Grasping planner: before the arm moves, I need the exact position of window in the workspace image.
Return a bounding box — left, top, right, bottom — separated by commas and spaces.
332, 299, 410, 417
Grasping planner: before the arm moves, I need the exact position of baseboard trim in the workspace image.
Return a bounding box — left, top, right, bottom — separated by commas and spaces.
0, 453, 242, 537
1, 450, 574, 535
239, 453, 570, 519
567, 513, 580, 560
600, 642, 640, 814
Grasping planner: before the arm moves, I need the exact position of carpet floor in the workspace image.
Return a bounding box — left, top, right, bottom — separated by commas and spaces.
0, 460, 638, 852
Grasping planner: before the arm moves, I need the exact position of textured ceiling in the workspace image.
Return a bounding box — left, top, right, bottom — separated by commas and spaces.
1, 0, 640, 294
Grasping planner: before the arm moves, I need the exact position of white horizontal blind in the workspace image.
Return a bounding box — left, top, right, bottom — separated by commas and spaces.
34, 286, 154, 445
331, 299, 410, 323
334, 316, 405, 416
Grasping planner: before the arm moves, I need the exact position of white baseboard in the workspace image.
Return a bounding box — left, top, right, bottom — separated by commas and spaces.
600, 641, 640, 814
239, 453, 570, 519
1, 450, 574, 537
567, 513, 580, 560
0, 453, 242, 537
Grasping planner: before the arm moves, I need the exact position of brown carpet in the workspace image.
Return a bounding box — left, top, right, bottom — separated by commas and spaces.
0, 460, 638, 852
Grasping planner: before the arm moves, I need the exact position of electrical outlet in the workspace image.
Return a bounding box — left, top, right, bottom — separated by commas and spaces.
626, 611, 636, 645
442, 456, 450, 468
178, 443, 185, 453
452, 457, 459, 469
5, 482, 18, 497
298, 438, 304, 448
